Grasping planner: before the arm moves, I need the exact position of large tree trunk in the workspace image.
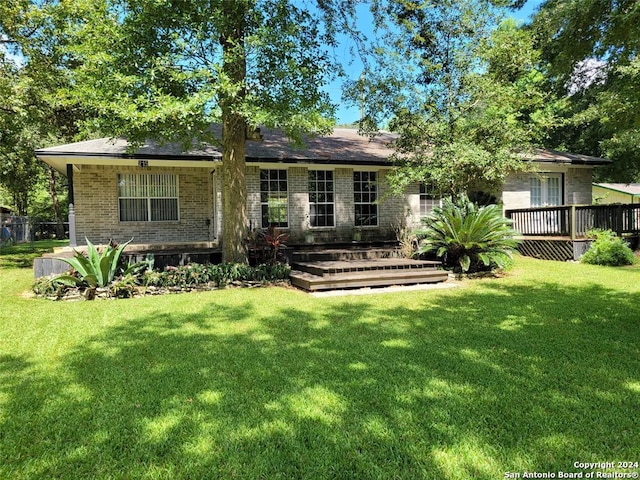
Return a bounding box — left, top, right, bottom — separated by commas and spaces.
220, 2, 249, 264
14, 191, 28, 216
221, 115, 248, 263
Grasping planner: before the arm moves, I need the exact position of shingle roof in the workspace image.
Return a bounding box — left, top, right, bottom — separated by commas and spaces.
35, 128, 397, 164
594, 183, 640, 195
35, 137, 221, 160
35, 127, 612, 166
530, 149, 612, 165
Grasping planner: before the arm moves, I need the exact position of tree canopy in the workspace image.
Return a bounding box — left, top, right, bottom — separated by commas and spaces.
0, 0, 86, 225
530, 0, 640, 181
65, 0, 348, 262
2, 0, 350, 261
347, 0, 548, 197
2, 0, 639, 255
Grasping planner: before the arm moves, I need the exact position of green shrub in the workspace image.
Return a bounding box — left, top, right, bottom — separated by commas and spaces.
142, 262, 291, 289
416, 194, 520, 273
33, 277, 70, 299
36, 258, 291, 299
581, 230, 635, 266
110, 273, 138, 298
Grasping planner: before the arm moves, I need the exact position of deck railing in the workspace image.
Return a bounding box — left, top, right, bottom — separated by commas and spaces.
505, 204, 640, 239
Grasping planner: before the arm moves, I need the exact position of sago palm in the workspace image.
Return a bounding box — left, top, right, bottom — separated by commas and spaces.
416, 195, 520, 273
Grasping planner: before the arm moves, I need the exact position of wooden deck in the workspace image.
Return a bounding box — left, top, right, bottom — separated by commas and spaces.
290, 249, 448, 291
506, 203, 640, 239
505, 204, 640, 261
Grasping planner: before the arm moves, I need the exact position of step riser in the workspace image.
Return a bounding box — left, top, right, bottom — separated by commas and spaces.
292, 250, 402, 262
290, 271, 448, 291
289, 246, 446, 292
292, 262, 440, 276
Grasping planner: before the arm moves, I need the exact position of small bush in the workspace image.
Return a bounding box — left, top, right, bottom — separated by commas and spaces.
33, 277, 69, 299
142, 262, 291, 289
581, 230, 635, 266
110, 273, 138, 298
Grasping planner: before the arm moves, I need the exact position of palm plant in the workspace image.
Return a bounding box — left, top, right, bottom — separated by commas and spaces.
416, 195, 520, 273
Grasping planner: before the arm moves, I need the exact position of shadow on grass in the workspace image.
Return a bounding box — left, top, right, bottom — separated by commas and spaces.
1, 281, 639, 479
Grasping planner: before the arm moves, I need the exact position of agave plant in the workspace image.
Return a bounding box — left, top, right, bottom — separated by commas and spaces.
56, 238, 133, 288
416, 195, 520, 273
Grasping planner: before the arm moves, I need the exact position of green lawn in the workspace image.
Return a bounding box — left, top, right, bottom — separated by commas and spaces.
1, 244, 639, 479
0, 240, 69, 269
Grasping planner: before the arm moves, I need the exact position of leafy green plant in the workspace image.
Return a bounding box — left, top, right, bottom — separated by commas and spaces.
416, 195, 520, 273
142, 269, 167, 288
142, 262, 290, 290
32, 277, 70, 299
56, 238, 132, 288
581, 229, 635, 266
110, 273, 139, 298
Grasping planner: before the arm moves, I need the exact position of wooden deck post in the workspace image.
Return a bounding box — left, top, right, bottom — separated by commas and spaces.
570, 205, 576, 240
616, 204, 623, 236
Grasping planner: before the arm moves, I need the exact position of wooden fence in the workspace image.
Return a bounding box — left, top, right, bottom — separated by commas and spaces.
505, 204, 640, 239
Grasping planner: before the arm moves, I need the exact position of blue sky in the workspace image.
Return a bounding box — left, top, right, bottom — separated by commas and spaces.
331, 0, 545, 125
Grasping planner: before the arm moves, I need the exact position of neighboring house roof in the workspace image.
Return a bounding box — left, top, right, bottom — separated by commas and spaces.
35, 127, 612, 174
593, 183, 640, 196
0, 206, 12, 215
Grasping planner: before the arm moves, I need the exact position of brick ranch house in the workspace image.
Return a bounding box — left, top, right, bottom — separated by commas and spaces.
35, 128, 610, 251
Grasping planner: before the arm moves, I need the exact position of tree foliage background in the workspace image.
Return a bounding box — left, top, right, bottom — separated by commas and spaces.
1, 0, 639, 252
343, 0, 561, 198
530, 0, 640, 182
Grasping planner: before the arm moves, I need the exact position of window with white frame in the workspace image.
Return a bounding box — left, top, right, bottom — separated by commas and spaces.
118, 173, 179, 222
530, 173, 562, 206
260, 169, 288, 228
354, 171, 378, 226
308, 170, 335, 227
420, 183, 441, 217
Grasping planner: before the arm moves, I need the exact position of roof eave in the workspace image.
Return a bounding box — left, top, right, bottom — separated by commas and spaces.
35, 153, 222, 176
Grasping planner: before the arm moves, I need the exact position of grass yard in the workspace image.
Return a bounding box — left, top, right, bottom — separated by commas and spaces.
1, 243, 639, 479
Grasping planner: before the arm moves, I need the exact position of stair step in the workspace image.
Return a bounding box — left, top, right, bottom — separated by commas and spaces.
290, 269, 448, 292
292, 248, 401, 262
292, 258, 440, 276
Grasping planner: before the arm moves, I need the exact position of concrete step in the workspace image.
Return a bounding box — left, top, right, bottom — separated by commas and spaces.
290, 268, 448, 291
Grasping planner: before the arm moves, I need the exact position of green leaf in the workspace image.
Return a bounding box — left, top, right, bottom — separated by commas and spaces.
110, 239, 133, 280
460, 255, 471, 273
58, 254, 94, 284
53, 275, 83, 287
